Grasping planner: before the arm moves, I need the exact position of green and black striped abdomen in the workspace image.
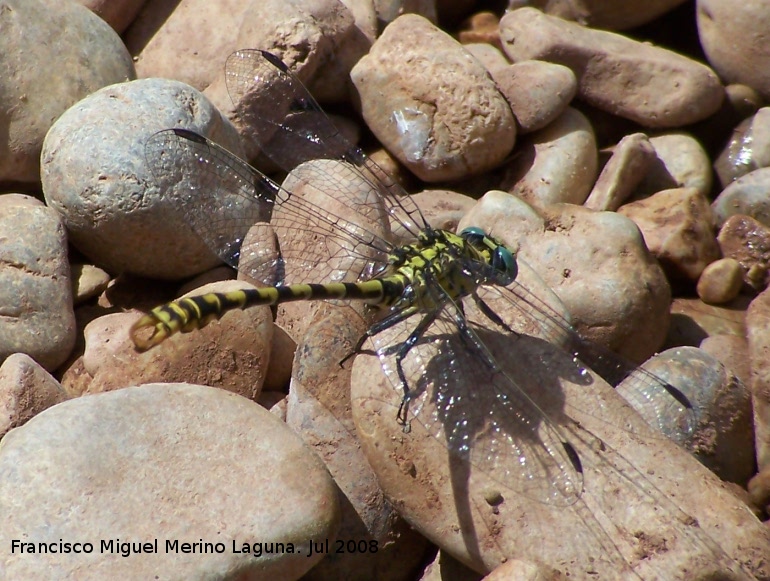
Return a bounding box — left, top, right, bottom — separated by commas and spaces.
130, 278, 406, 350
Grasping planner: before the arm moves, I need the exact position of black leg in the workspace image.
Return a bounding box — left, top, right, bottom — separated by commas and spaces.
393, 308, 441, 428
472, 292, 517, 334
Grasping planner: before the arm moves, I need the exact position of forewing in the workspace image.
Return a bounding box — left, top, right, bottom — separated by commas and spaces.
144, 129, 392, 285
225, 48, 428, 241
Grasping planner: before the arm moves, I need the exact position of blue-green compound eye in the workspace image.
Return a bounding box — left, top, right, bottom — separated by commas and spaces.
460, 227, 518, 284
493, 245, 517, 283
460, 226, 486, 241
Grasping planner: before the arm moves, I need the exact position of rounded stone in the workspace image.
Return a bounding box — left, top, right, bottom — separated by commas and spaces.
617, 346, 755, 486
0, 353, 69, 438
717, 214, 770, 290
712, 167, 770, 228
500, 107, 598, 208
0, 0, 135, 183
697, 0, 770, 100
350, 318, 770, 577
501, 8, 724, 127
462, 191, 670, 362
697, 258, 744, 304
714, 108, 770, 187
492, 60, 577, 134
0, 383, 340, 580
350, 14, 516, 182
637, 133, 713, 198
0, 197, 76, 371
83, 280, 274, 399
584, 133, 657, 211
41, 78, 242, 279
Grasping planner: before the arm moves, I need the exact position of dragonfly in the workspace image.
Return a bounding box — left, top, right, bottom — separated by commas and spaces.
131, 49, 697, 508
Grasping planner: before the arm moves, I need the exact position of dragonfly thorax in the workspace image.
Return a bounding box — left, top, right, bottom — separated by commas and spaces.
381, 227, 518, 312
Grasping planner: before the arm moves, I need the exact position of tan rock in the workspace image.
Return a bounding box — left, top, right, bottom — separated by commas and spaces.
697, 0, 770, 100
618, 187, 720, 281
0, 0, 134, 183
713, 167, 770, 228
697, 258, 744, 304
492, 60, 577, 134
82, 280, 274, 400
351, 14, 516, 182
461, 192, 670, 362
585, 133, 657, 211
500, 107, 598, 208
0, 353, 69, 438
500, 8, 724, 127
350, 318, 770, 577
0, 383, 340, 580
0, 201, 76, 371
717, 214, 770, 289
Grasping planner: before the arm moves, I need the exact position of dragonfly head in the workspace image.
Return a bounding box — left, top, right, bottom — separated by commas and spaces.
460, 227, 518, 285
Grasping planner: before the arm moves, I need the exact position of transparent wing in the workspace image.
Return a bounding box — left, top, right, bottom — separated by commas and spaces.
478, 278, 698, 439
225, 48, 428, 241
371, 295, 585, 507
144, 128, 394, 285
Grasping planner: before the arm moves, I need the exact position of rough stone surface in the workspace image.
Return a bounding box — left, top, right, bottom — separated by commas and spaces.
41, 78, 242, 279
717, 214, 770, 290
500, 8, 724, 127
0, 196, 76, 371
0, 0, 135, 183
0, 353, 69, 438
0, 383, 340, 580
79, 281, 273, 399
202, 0, 370, 161
500, 107, 598, 208
491, 60, 577, 134
351, 14, 516, 182
618, 187, 720, 281
713, 167, 770, 228
585, 133, 657, 211
462, 191, 671, 362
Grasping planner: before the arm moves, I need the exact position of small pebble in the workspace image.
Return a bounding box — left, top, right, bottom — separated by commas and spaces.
697, 258, 745, 304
